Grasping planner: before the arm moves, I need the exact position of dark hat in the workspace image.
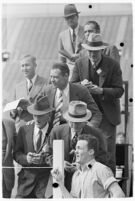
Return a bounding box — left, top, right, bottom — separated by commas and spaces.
27, 95, 54, 115
82, 33, 108, 51
64, 4, 80, 18
63, 101, 92, 122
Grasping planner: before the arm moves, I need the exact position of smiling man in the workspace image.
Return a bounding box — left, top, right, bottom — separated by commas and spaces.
51, 134, 125, 198
14, 95, 53, 198
10, 54, 47, 130
42, 62, 102, 129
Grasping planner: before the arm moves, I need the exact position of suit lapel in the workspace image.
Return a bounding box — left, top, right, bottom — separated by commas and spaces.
49, 86, 56, 107
26, 123, 35, 152
67, 29, 74, 54
29, 75, 44, 100
20, 81, 28, 97
98, 58, 107, 87
75, 25, 84, 53
81, 57, 89, 80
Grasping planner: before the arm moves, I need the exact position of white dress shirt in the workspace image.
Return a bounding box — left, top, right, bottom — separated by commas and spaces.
33, 123, 49, 151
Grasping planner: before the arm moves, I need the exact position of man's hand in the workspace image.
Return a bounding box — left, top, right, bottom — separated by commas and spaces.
27, 152, 44, 164
70, 53, 79, 62
64, 161, 77, 172
51, 168, 63, 184
88, 85, 103, 94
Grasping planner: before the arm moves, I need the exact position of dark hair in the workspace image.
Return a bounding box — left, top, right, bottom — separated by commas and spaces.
52, 62, 70, 76
78, 134, 99, 155
85, 20, 100, 33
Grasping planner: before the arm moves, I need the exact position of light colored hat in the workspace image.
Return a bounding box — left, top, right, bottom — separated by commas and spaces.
82, 33, 108, 51
27, 95, 54, 115
64, 4, 80, 18
63, 101, 92, 122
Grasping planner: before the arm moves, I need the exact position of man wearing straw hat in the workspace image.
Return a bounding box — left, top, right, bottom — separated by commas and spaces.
71, 33, 124, 175
50, 100, 107, 191
14, 95, 54, 198
58, 4, 85, 79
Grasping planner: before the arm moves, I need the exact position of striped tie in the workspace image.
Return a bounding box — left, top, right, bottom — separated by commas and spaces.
72, 29, 76, 53
53, 90, 63, 127
36, 129, 42, 153
28, 79, 33, 92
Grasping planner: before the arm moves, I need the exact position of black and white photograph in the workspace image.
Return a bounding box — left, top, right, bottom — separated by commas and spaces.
1, 0, 133, 198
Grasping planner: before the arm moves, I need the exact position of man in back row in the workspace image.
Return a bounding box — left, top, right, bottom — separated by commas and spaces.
80, 20, 120, 63
58, 4, 85, 79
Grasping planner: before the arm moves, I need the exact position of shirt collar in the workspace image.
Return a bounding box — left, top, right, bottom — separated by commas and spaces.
34, 122, 49, 136
69, 25, 79, 36
26, 74, 37, 84
57, 83, 69, 97
77, 158, 96, 173
90, 55, 102, 69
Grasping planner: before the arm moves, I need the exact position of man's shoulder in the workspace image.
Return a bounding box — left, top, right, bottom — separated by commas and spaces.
19, 122, 34, 132
59, 28, 69, 37
52, 123, 69, 133
70, 82, 88, 91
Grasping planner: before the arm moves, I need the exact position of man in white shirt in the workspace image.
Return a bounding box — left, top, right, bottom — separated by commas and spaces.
14, 95, 54, 198
51, 134, 125, 198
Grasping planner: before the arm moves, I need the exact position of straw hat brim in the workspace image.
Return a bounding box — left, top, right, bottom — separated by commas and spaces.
82, 43, 108, 51
27, 105, 54, 115
64, 11, 80, 18
63, 109, 92, 122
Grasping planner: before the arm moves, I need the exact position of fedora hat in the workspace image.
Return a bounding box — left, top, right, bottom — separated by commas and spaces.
63, 101, 92, 122
27, 95, 54, 115
64, 4, 80, 18
82, 33, 108, 51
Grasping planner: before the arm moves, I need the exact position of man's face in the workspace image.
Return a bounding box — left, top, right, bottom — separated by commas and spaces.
75, 140, 90, 164
65, 14, 78, 29
33, 113, 50, 129
84, 23, 97, 40
69, 121, 86, 132
88, 50, 102, 64
20, 57, 36, 79
50, 69, 68, 90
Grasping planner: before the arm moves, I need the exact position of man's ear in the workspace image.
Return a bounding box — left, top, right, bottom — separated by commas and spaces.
88, 149, 94, 156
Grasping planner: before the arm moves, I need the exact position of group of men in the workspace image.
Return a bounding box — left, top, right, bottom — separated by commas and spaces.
2, 3, 125, 198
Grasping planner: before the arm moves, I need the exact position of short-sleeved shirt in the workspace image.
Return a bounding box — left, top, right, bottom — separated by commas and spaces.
70, 159, 117, 198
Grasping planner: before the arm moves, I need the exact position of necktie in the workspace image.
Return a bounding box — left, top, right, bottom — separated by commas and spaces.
72, 132, 78, 149
53, 90, 63, 127
28, 79, 33, 92
72, 29, 76, 53
36, 129, 42, 153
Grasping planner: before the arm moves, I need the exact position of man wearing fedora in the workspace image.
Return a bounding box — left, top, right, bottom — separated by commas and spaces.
58, 4, 85, 79
71, 33, 124, 174
14, 95, 54, 198
80, 20, 120, 63
49, 100, 107, 191
43, 62, 102, 129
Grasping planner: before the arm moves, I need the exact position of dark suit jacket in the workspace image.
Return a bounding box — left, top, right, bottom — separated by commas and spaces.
79, 45, 120, 63
49, 124, 107, 165
71, 55, 124, 125
42, 83, 102, 128
14, 123, 51, 197
58, 25, 85, 63
2, 118, 16, 192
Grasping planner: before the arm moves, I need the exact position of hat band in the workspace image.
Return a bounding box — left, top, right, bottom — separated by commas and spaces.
87, 41, 103, 47
68, 112, 87, 118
